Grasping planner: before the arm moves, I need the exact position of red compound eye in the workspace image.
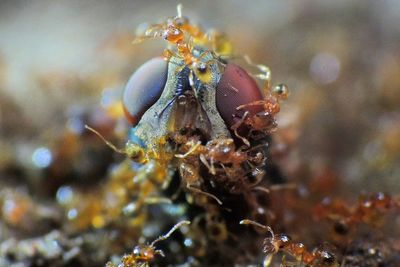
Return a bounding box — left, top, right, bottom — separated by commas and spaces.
122, 57, 168, 125
216, 63, 264, 130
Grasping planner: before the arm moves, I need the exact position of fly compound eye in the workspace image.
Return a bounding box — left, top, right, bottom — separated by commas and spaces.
216, 63, 264, 130
122, 57, 168, 125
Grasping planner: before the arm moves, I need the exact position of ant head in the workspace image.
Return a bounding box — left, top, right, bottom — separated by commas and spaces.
272, 84, 289, 100
174, 16, 189, 28
132, 245, 155, 261
275, 234, 291, 248
262, 237, 278, 254
262, 234, 291, 254
313, 249, 338, 267
163, 26, 184, 43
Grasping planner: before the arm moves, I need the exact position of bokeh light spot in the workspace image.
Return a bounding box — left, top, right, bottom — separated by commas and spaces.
310, 52, 340, 85
32, 147, 52, 168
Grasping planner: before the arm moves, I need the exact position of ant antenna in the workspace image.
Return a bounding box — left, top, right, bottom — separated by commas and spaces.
269, 183, 297, 191
177, 4, 183, 18
85, 125, 126, 155
150, 220, 190, 247
187, 184, 223, 205
240, 219, 266, 229
230, 111, 251, 147
240, 219, 274, 237
252, 186, 270, 194
243, 55, 271, 80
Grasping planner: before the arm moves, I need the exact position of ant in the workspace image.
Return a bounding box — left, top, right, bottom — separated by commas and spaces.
106, 220, 190, 267
85, 125, 176, 211
241, 54, 289, 100
85, 125, 176, 167
314, 192, 400, 234
85, 125, 148, 164
86, 125, 223, 206
172, 131, 279, 199
133, 5, 206, 47
133, 4, 227, 86
240, 219, 338, 267
134, 4, 231, 57
229, 83, 288, 147
175, 137, 247, 173
133, 5, 290, 154
171, 135, 224, 205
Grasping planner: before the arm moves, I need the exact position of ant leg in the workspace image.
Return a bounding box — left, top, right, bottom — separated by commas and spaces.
220, 163, 234, 179
222, 54, 271, 94
236, 100, 267, 111
150, 220, 191, 247
154, 250, 165, 257
162, 49, 184, 66
199, 154, 216, 175
279, 255, 298, 267
187, 36, 195, 53
252, 186, 270, 194
196, 51, 227, 70
243, 55, 271, 81
263, 254, 274, 267
209, 158, 216, 175
269, 183, 297, 192
175, 140, 202, 158
133, 24, 165, 44
187, 184, 222, 205
230, 111, 251, 147
252, 183, 297, 195
85, 125, 125, 154
132, 35, 154, 44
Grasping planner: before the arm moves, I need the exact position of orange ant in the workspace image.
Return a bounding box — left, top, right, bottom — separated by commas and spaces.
173, 134, 273, 198
87, 123, 222, 205
241, 55, 289, 100
176, 138, 247, 174
85, 125, 176, 211
225, 54, 288, 147
133, 4, 226, 86
174, 136, 263, 204
134, 4, 230, 57
240, 220, 338, 267
314, 192, 400, 234
85, 125, 147, 164
106, 220, 190, 267
179, 161, 224, 205
230, 105, 279, 147
229, 83, 289, 147
176, 137, 247, 175
133, 5, 206, 47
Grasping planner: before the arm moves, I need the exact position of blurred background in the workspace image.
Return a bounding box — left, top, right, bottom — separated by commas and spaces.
1, 0, 399, 194
0, 0, 400, 265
